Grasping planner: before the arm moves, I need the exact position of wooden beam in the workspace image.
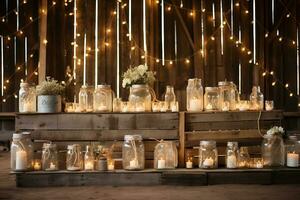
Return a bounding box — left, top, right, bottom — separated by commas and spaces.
38, 0, 47, 84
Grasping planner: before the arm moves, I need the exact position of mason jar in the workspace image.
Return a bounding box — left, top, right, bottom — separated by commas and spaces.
285, 136, 299, 168
79, 85, 94, 112
199, 141, 218, 169
226, 142, 239, 169
250, 86, 264, 110
218, 81, 235, 111
122, 135, 145, 170
204, 87, 220, 111
11, 133, 31, 171
164, 85, 176, 112
262, 134, 285, 167
238, 147, 250, 168
129, 85, 152, 112
42, 143, 58, 171
66, 144, 83, 171
93, 85, 113, 112
22, 132, 34, 170
84, 145, 95, 171
154, 141, 178, 169
19, 82, 36, 113
186, 78, 203, 112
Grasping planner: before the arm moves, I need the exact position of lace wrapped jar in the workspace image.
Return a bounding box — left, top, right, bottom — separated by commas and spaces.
11, 133, 32, 171
262, 134, 285, 167
238, 147, 250, 168
218, 81, 236, 111
164, 86, 176, 112
186, 78, 203, 112
154, 141, 178, 169
129, 85, 152, 112
204, 87, 220, 111
226, 142, 239, 169
19, 83, 36, 113
42, 143, 58, 171
79, 85, 94, 112
122, 135, 145, 170
93, 85, 113, 112
199, 141, 218, 169
66, 144, 83, 171
250, 86, 264, 110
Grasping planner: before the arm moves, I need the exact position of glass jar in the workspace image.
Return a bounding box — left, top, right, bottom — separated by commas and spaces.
164, 85, 176, 112
226, 142, 239, 169
265, 100, 274, 111
93, 85, 113, 112
218, 81, 235, 111
79, 85, 94, 112
66, 144, 83, 171
154, 141, 178, 169
122, 135, 145, 170
186, 78, 203, 112
11, 133, 31, 171
204, 87, 220, 111
19, 82, 36, 113
42, 143, 58, 171
198, 141, 218, 169
262, 134, 285, 167
113, 98, 122, 112
238, 147, 250, 168
84, 145, 94, 171
129, 84, 152, 112
230, 82, 239, 110
285, 136, 299, 168
250, 86, 264, 110
22, 132, 34, 170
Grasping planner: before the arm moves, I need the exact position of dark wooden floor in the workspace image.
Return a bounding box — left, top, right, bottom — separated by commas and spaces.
1, 152, 300, 200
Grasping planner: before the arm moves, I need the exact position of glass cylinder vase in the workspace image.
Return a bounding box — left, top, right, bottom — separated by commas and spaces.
42, 143, 58, 171
154, 141, 178, 169
198, 141, 218, 169
122, 135, 145, 170
129, 84, 152, 112
164, 86, 176, 112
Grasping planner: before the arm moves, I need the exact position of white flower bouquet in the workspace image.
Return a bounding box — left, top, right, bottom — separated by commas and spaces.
266, 126, 285, 136
36, 77, 65, 96
122, 65, 156, 89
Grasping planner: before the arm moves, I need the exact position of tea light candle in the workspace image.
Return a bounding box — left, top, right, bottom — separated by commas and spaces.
121, 105, 128, 112
108, 163, 115, 171
265, 101, 274, 111
222, 101, 230, 111
226, 155, 237, 168
129, 159, 139, 169
84, 161, 94, 170
33, 161, 41, 171
255, 160, 263, 168
203, 157, 214, 167
190, 99, 202, 111
157, 158, 166, 169
238, 161, 248, 168
152, 103, 160, 112
67, 166, 81, 171
186, 160, 193, 169
23, 102, 32, 112
171, 102, 178, 112
46, 162, 57, 171
16, 150, 28, 171
287, 152, 299, 167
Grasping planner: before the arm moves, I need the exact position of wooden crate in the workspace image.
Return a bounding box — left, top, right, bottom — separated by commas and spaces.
15, 112, 180, 169
182, 111, 284, 166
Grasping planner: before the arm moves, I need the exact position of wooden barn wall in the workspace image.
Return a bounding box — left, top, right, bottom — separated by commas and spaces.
0, 0, 299, 112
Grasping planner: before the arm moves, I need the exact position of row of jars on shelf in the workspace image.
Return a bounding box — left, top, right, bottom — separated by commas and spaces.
11, 133, 300, 172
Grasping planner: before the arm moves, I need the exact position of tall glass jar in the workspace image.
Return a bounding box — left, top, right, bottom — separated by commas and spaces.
218, 81, 235, 111
250, 86, 264, 110
22, 132, 34, 170
79, 85, 94, 112
84, 145, 95, 171
19, 83, 36, 113
226, 142, 239, 169
230, 82, 239, 110
154, 141, 178, 169
285, 136, 299, 168
186, 78, 203, 112
11, 134, 31, 171
42, 143, 58, 171
262, 134, 285, 167
238, 147, 250, 168
122, 135, 145, 170
204, 87, 220, 111
164, 86, 176, 112
199, 141, 218, 169
66, 144, 83, 171
93, 85, 113, 112
129, 84, 152, 112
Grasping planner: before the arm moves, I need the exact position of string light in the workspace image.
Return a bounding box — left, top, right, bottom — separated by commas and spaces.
278, 37, 282, 42
290, 93, 293, 97
265, 33, 269, 38
211, 36, 215, 41
189, 11, 194, 16
262, 72, 267, 76
285, 83, 289, 88
272, 81, 276, 86
156, 59, 160, 63
169, 61, 173, 65
235, 2, 240, 7
185, 59, 190, 64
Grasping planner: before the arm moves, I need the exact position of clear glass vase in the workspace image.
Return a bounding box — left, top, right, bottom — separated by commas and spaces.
226, 142, 239, 169
129, 84, 152, 112
250, 86, 264, 110
122, 135, 145, 170
154, 141, 178, 169
66, 144, 83, 171
164, 86, 176, 111
19, 83, 36, 113
262, 134, 285, 167
198, 141, 218, 169
186, 78, 203, 112
42, 143, 58, 171
93, 85, 113, 112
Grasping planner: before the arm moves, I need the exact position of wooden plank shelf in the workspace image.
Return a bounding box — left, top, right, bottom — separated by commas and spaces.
13, 168, 300, 187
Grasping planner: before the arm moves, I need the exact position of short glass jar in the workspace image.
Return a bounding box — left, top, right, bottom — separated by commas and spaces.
238, 147, 250, 168
19, 82, 36, 113
66, 144, 83, 171
186, 78, 203, 112
204, 87, 220, 111
42, 143, 58, 171
198, 141, 218, 169
285, 136, 299, 168
226, 142, 239, 169
122, 135, 145, 170
129, 84, 152, 112
154, 141, 178, 169
93, 85, 113, 112
11, 133, 31, 171
79, 85, 94, 112
218, 81, 236, 111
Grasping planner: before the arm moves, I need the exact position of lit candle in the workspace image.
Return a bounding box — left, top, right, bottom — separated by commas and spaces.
186, 160, 193, 169
84, 161, 94, 170
96, 105, 108, 112
255, 160, 263, 169
226, 155, 237, 169
287, 152, 299, 167
265, 101, 274, 111
206, 103, 213, 110
160, 102, 167, 112
238, 161, 248, 168
157, 158, 166, 169
16, 150, 27, 171
108, 163, 114, 171
33, 160, 41, 171
190, 99, 202, 111
135, 103, 145, 112
152, 102, 160, 112
46, 162, 57, 171
203, 157, 214, 168
171, 101, 178, 112
129, 159, 139, 169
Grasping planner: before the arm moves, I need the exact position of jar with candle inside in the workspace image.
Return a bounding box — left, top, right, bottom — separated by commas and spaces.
265, 100, 274, 111
164, 85, 176, 112
129, 84, 152, 112
113, 98, 122, 112
79, 85, 94, 112
199, 141, 218, 169
226, 142, 239, 169
93, 85, 113, 112
186, 78, 203, 112
249, 86, 264, 110
204, 87, 220, 111
218, 81, 236, 111
154, 140, 178, 169
42, 143, 58, 171
66, 144, 83, 171
19, 82, 36, 113
122, 135, 145, 170
285, 136, 299, 168
11, 134, 31, 171
238, 147, 250, 168
84, 145, 95, 171
22, 132, 34, 170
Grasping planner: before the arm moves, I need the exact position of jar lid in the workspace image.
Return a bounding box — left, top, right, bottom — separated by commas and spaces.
67, 144, 81, 150
227, 141, 238, 147
131, 84, 148, 88
218, 81, 230, 86
43, 143, 57, 149
200, 140, 216, 146
124, 135, 142, 141
13, 133, 24, 139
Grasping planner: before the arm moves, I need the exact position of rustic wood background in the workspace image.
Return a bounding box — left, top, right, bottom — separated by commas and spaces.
0, 0, 299, 112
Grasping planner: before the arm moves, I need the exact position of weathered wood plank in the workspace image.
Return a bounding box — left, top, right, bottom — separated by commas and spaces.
16, 114, 58, 130
179, 112, 185, 167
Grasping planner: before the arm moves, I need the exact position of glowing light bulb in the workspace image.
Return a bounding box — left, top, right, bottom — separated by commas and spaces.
285, 83, 289, 88
272, 81, 276, 86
